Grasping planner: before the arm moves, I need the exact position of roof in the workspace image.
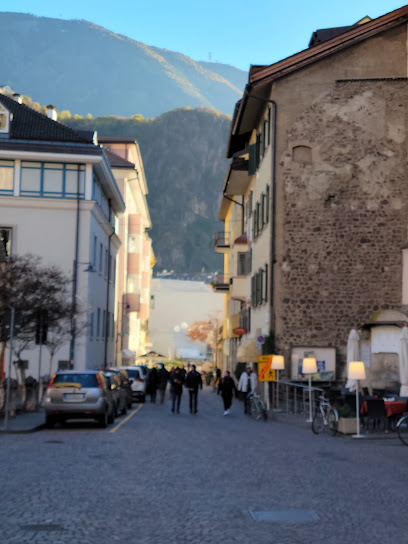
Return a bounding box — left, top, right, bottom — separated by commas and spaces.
248, 7, 408, 87
0, 93, 93, 143
104, 148, 136, 169
309, 16, 372, 46
228, 5, 408, 154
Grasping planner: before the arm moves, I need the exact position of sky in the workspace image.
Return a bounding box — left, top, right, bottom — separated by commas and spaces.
0, 0, 406, 71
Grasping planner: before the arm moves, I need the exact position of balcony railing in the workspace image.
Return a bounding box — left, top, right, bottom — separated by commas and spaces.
214, 232, 231, 253
212, 274, 230, 292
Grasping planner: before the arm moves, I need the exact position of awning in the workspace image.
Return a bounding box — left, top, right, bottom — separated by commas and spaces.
236, 340, 261, 363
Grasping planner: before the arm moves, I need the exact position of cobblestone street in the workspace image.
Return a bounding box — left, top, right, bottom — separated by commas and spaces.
1, 386, 408, 544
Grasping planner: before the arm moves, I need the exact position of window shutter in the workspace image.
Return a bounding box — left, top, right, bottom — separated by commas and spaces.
248, 144, 257, 175
265, 263, 268, 303
256, 134, 261, 169
265, 185, 270, 224
267, 107, 271, 146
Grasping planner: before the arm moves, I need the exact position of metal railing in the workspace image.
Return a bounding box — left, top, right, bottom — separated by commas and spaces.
214, 231, 231, 248
269, 379, 324, 418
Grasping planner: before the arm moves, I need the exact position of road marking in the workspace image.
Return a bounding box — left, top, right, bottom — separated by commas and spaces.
109, 404, 143, 433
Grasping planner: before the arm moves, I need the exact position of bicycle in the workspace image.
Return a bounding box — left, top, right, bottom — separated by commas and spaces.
311, 394, 338, 436
247, 391, 268, 421
397, 414, 408, 445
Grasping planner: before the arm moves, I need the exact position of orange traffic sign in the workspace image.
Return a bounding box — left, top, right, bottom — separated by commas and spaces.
257, 355, 276, 382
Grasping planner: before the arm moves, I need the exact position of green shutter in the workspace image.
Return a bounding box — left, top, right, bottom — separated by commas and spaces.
248, 144, 256, 175
267, 107, 271, 146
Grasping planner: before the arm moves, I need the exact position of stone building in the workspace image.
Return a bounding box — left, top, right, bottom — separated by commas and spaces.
220, 5, 408, 390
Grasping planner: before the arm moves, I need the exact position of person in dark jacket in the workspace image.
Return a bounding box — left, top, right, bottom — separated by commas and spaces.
219, 370, 236, 415
157, 363, 170, 404
170, 366, 185, 414
148, 367, 159, 403
185, 364, 203, 414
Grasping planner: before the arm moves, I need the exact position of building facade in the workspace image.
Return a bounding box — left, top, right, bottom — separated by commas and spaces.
0, 92, 125, 378
218, 6, 408, 390
98, 137, 154, 365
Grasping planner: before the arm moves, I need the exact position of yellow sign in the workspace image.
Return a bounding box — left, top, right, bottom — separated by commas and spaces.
257, 355, 276, 382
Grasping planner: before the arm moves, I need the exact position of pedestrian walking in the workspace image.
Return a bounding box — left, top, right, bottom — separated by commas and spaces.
170, 366, 185, 414
219, 370, 236, 415
157, 363, 170, 404
237, 366, 257, 414
185, 364, 203, 414
148, 366, 159, 403
213, 368, 221, 393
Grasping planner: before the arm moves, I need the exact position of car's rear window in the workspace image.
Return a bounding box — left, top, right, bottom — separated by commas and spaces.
125, 369, 140, 379
53, 374, 98, 388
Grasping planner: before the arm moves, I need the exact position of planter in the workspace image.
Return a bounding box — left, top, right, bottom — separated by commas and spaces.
338, 417, 358, 434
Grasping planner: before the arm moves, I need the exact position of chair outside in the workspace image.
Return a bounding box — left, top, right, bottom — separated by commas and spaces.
366, 399, 386, 431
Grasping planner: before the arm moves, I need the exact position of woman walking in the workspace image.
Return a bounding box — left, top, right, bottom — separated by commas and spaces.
219, 370, 236, 415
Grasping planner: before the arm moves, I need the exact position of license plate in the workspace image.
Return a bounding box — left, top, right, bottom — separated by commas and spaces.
63, 393, 85, 402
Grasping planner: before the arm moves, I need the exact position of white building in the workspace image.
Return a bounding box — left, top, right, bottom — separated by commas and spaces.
0, 92, 125, 379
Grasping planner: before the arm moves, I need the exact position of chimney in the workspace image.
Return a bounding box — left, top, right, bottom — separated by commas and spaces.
47, 104, 57, 121
12, 93, 22, 104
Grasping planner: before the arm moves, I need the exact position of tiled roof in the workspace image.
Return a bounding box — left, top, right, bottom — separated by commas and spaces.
0, 94, 93, 143
104, 148, 135, 169
0, 140, 102, 155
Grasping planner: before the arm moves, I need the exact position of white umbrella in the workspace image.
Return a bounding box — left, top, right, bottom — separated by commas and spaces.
345, 328, 360, 391
399, 324, 408, 397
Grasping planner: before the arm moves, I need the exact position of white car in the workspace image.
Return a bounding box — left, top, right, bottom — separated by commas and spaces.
120, 366, 148, 402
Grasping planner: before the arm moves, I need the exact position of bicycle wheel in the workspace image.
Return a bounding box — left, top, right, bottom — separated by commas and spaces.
327, 409, 338, 436
398, 416, 408, 446
249, 398, 260, 420
312, 412, 324, 434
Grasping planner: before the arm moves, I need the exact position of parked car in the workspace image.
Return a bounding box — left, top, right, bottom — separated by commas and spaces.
44, 370, 115, 428
103, 371, 127, 416
120, 366, 147, 402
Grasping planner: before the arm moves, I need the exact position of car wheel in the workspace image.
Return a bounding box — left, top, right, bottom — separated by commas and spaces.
45, 415, 55, 428
99, 410, 108, 428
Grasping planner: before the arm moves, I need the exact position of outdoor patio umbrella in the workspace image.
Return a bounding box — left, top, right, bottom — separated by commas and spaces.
345, 327, 360, 391
399, 324, 408, 397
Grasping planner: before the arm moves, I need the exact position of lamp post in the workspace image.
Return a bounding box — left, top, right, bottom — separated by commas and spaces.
69, 261, 95, 368
348, 361, 366, 438
272, 355, 284, 411
302, 357, 317, 423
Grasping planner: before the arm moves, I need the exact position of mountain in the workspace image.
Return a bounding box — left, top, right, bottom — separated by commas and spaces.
66, 108, 231, 273
0, 12, 246, 118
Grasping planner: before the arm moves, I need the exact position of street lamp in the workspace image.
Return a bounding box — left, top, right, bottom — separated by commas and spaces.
302, 357, 317, 423
348, 361, 366, 439
69, 260, 95, 367
272, 355, 284, 411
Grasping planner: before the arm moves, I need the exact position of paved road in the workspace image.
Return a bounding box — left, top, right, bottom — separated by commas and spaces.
1, 387, 408, 543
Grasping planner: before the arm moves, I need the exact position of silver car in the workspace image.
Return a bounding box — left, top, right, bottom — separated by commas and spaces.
44, 370, 115, 428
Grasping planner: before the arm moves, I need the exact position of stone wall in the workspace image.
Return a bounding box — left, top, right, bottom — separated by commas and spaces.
276, 79, 408, 380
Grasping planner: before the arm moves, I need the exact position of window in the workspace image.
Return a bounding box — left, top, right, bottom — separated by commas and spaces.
237, 253, 247, 276
264, 264, 268, 303
99, 243, 103, 273
97, 309, 100, 338
265, 185, 270, 224
0, 161, 14, 195
105, 249, 108, 277
92, 174, 110, 219
261, 193, 266, 226
20, 162, 85, 198
0, 106, 9, 133
102, 311, 106, 338
89, 312, 94, 340
106, 311, 110, 338
93, 236, 97, 267
0, 227, 12, 258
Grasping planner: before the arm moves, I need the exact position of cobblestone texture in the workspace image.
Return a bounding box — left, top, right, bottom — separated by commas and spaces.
0, 387, 407, 543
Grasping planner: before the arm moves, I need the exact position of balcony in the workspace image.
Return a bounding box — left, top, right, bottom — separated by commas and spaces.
230, 276, 248, 301
214, 231, 230, 253
212, 274, 230, 292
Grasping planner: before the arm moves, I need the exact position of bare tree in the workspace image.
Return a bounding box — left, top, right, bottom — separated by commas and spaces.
0, 254, 75, 377
186, 312, 223, 368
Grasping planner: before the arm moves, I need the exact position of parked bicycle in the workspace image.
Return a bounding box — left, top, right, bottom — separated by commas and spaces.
397, 414, 408, 445
312, 394, 338, 436
247, 391, 268, 421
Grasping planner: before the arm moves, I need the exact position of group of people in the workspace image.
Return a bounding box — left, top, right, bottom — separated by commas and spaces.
145, 363, 258, 416
146, 363, 203, 414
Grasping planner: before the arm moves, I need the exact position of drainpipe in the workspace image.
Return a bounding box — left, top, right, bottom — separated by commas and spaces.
69, 165, 81, 367
104, 201, 115, 368
243, 88, 277, 331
